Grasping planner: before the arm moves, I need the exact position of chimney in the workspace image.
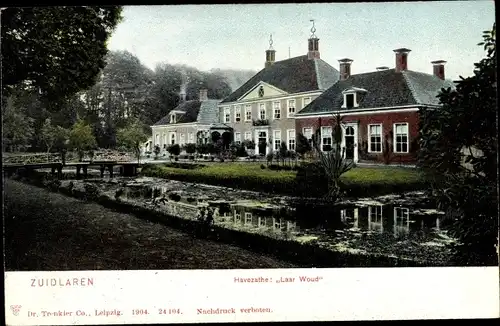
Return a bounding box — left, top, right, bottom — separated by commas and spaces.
307, 20, 320, 60
265, 34, 276, 68
393, 48, 411, 72
338, 58, 353, 81
376, 66, 389, 71
431, 60, 447, 80
199, 88, 208, 101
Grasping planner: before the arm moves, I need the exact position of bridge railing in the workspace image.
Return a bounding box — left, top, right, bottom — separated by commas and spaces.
2, 150, 135, 165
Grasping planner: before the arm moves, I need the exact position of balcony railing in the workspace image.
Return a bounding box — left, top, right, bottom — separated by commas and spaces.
252, 119, 270, 126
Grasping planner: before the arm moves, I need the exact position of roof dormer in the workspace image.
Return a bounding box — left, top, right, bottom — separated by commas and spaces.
169, 110, 186, 124
341, 87, 368, 109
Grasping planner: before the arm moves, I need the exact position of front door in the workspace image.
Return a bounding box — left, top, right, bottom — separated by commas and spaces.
343, 124, 358, 162
257, 130, 267, 155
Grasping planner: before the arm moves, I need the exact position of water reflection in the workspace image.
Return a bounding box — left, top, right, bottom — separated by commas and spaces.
121, 183, 444, 239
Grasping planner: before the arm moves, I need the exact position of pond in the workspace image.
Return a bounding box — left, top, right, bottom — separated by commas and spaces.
62, 176, 455, 265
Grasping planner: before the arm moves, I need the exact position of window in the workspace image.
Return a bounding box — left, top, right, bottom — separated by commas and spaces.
288, 130, 296, 151
234, 212, 241, 223
170, 133, 176, 145
235, 132, 241, 144
321, 126, 332, 151
188, 133, 194, 143
179, 133, 185, 145
303, 97, 311, 108
245, 132, 252, 140
368, 124, 382, 153
273, 218, 283, 230
368, 205, 383, 232
394, 207, 410, 236
259, 103, 266, 120
170, 114, 176, 123
287, 99, 296, 117
303, 127, 313, 140
224, 107, 230, 123
273, 101, 281, 119
394, 123, 409, 153
244, 212, 252, 225
258, 86, 264, 97
155, 134, 159, 146
235, 105, 241, 123
163, 134, 167, 147
346, 94, 354, 108
258, 217, 266, 227
245, 105, 252, 121
273, 130, 281, 151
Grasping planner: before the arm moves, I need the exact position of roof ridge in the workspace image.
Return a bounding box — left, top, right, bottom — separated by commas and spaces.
402, 71, 422, 104
275, 55, 307, 64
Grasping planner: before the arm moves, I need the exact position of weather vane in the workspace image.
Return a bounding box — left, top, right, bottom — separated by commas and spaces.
269, 34, 274, 50
310, 19, 317, 37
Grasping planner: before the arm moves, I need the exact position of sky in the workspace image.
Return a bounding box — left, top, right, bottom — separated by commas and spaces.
107, 1, 496, 81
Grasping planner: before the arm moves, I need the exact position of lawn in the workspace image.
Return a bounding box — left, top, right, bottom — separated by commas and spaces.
141, 162, 426, 198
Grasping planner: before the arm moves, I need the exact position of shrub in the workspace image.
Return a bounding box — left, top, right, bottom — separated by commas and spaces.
167, 144, 181, 157
83, 183, 100, 200
115, 188, 124, 200
184, 143, 197, 156
164, 162, 205, 170
260, 164, 266, 169
68, 181, 74, 193
168, 193, 181, 201
153, 145, 161, 159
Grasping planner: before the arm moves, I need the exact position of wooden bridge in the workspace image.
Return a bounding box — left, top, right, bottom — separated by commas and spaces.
2, 161, 143, 179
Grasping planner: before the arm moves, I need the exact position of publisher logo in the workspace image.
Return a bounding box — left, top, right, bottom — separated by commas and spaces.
10, 305, 22, 316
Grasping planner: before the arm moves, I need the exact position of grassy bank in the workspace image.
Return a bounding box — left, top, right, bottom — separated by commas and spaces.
141, 162, 427, 197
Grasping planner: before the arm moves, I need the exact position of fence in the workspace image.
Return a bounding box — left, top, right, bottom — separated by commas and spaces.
2, 150, 134, 165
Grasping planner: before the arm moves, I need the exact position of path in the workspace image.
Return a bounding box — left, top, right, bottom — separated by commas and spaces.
4, 179, 295, 271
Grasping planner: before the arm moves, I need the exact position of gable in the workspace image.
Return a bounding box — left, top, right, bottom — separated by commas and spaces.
238, 81, 288, 101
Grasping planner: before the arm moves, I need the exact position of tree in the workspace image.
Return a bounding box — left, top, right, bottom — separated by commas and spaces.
40, 118, 57, 154
1, 93, 35, 152
184, 143, 197, 159
167, 144, 181, 161
418, 23, 497, 266
69, 119, 98, 161
2, 6, 123, 100
296, 133, 312, 160
53, 126, 71, 164
116, 119, 149, 163
278, 141, 288, 165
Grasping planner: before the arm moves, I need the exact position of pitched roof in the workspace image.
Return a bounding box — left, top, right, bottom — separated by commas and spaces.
153, 99, 223, 126
220, 55, 340, 103
153, 100, 201, 126
297, 69, 456, 115
197, 99, 222, 124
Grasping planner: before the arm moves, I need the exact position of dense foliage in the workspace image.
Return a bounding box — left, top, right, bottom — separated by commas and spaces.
2, 6, 241, 154
69, 119, 98, 161
418, 23, 498, 266
2, 6, 123, 100
116, 118, 149, 163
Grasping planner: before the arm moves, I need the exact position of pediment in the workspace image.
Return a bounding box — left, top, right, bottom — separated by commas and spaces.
238, 81, 288, 101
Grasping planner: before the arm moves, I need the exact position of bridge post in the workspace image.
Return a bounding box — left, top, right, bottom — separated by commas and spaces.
108, 165, 114, 178
83, 165, 88, 179
100, 165, 105, 178
57, 164, 63, 179
76, 166, 81, 179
